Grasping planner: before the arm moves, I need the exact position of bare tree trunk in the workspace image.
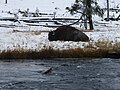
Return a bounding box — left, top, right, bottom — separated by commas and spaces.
5, 0, 7, 4
84, 15, 87, 29
88, 15, 94, 30
106, 0, 109, 21
88, 0, 94, 30
84, 2, 87, 29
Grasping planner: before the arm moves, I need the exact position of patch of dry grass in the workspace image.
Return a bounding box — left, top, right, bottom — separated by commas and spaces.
0, 46, 119, 59
95, 38, 113, 49
0, 37, 120, 59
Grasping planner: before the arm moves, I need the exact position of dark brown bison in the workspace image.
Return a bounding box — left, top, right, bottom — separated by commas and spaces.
48, 25, 89, 41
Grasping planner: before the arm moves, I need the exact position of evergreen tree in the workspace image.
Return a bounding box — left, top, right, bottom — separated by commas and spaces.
66, 0, 103, 30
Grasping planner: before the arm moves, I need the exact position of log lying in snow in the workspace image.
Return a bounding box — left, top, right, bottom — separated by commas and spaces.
0, 17, 18, 22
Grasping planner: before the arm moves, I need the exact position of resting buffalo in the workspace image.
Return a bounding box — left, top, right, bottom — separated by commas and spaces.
48, 25, 89, 41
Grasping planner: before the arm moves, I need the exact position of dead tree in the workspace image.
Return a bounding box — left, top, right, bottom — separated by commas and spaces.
106, 0, 109, 21
5, 0, 7, 4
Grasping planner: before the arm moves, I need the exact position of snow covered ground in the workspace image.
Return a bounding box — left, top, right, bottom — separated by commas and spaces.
0, 20, 120, 51
0, 0, 120, 51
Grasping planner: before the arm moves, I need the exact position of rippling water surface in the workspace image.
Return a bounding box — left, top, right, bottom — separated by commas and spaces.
0, 58, 120, 90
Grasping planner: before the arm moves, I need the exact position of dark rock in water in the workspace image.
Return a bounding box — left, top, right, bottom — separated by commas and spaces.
48, 25, 89, 41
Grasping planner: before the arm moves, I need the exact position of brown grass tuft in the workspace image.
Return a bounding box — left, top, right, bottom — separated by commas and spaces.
0, 39, 120, 59
0, 47, 118, 59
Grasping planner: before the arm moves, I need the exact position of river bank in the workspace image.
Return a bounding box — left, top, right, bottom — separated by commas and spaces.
0, 45, 120, 59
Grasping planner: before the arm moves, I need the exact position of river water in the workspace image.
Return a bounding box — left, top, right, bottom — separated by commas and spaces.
0, 58, 120, 90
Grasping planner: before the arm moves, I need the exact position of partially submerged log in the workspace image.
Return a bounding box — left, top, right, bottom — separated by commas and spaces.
42, 67, 52, 74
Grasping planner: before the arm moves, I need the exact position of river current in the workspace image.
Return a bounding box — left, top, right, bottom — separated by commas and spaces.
0, 58, 120, 90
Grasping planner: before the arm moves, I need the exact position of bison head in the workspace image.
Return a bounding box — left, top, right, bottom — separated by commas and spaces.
48, 31, 58, 41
